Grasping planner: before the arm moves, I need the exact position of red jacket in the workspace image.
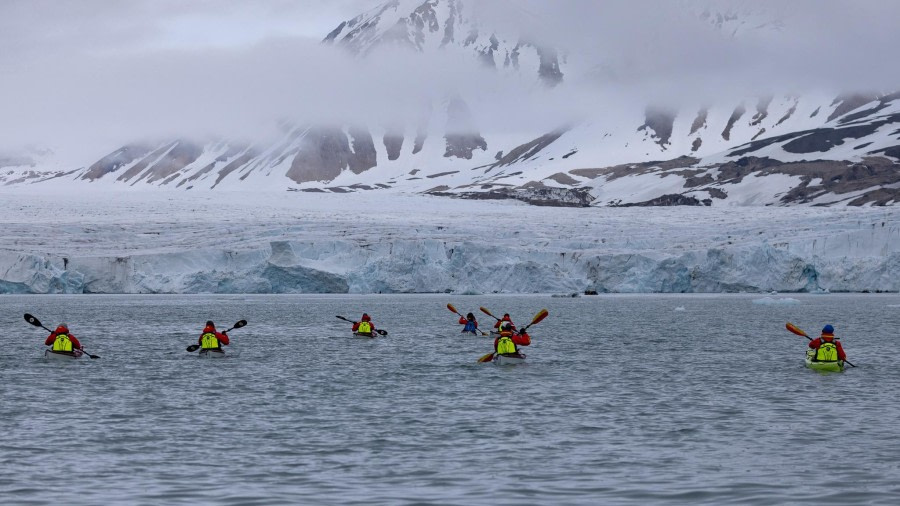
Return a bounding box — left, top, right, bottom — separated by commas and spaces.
198, 325, 229, 346
45, 331, 82, 349
458, 317, 478, 327
808, 336, 846, 360
493, 331, 530, 352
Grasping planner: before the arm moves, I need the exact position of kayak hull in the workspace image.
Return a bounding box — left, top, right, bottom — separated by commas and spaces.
805, 350, 843, 372
353, 332, 377, 338
199, 348, 226, 359
44, 349, 82, 360
459, 330, 484, 337
493, 353, 526, 365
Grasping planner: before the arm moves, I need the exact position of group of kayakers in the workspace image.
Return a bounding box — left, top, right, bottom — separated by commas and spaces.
33, 309, 850, 368
40, 318, 236, 358
455, 309, 534, 360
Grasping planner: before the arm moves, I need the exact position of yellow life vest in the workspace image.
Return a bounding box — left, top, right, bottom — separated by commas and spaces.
816, 342, 839, 362
53, 334, 73, 352
201, 332, 220, 349
358, 321, 372, 334
497, 336, 516, 355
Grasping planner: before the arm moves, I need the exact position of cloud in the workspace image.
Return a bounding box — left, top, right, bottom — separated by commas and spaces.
0, 0, 897, 163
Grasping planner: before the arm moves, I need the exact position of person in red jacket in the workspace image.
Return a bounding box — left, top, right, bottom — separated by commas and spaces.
198, 321, 230, 350
807, 324, 847, 362
493, 313, 515, 331
352, 313, 377, 335
45, 323, 82, 355
493, 322, 530, 356
459, 312, 479, 334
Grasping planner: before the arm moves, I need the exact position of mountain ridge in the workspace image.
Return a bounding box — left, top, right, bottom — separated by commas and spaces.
2, 0, 898, 206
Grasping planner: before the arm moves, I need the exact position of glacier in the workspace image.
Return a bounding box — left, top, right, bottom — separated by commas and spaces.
1, 190, 898, 294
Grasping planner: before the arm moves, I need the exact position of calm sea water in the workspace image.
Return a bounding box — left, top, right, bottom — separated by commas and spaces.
1, 294, 899, 505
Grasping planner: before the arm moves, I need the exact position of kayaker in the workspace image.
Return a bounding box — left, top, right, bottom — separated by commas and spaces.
44, 323, 83, 355
807, 324, 846, 362
459, 312, 479, 334
493, 313, 516, 331
199, 321, 230, 351
352, 313, 377, 334
493, 322, 530, 356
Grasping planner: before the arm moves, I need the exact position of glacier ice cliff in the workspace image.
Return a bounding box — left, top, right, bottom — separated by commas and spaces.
1, 192, 897, 294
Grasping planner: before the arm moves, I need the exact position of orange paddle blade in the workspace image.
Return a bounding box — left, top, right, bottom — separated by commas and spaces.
477, 352, 494, 363
530, 309, 549, 325
786, 322, 808, 337
480, 306, 496, 319
447, 303, 459, 314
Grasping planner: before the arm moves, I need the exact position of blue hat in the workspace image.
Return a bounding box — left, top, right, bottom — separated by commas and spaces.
822, 324, 834, 334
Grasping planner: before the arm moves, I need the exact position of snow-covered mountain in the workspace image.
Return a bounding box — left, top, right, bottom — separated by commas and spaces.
2, 0, 899, 207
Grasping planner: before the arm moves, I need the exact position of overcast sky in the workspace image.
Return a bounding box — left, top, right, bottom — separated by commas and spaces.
1, 0, 898, 162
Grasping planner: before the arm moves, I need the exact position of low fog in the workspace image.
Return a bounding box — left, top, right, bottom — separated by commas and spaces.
1, 0, 897, 163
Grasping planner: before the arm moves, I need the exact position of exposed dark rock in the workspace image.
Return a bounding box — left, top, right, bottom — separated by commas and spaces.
409, 0, 441, 49
569, 155, 699, 182
478, 34, 500, 67
537, 46, 564, 87
728, 113, 900, 157
286, 127, 376, 183
444, 98, 486, 159
440, 0, 460, 46
827, 93, 877, 122
691, 137, 702, 152
427, 171, 459, 178
489, 130, 565, 168
847, 188, 900, 206
776, 157, 900, 205
348, 128, 377, 174
775, 100, 798, 126
546, 172, 580, 185
178, 162, 215, 187
871, 146, 900, 160
638, 107, 676, 147
562, 150, 577, 159
447, 185, 593, 207
323, 21, 347, 43
689, 108, 708, 135
117, 142, 203, 185
750, 96, 772, 126
684, 172, 714, 187
782, 114, 900, 153
722, 104, 746, 141
618, 194, 710, 207
383, 130, 404, 161
82, 144, 153, 181
413, 127, 427, 155
751, 128, 767, 140
707, 188, 728, 199
212, 151, 257, 188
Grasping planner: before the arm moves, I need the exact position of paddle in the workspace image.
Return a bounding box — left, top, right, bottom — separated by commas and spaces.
186, 319, 247, 352
24, 313, 100, 359
336, 315, 388, 336
448, 303, 487, 335
786, 322, 856, 367
477, 309, 549, 362
479, 306, 501, 322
